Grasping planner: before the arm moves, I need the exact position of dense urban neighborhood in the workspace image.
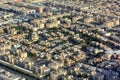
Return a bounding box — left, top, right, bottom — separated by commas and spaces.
0, 0, 120, 80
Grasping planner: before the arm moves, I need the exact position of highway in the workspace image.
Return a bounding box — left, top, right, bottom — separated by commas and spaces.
0, 60, 41, 80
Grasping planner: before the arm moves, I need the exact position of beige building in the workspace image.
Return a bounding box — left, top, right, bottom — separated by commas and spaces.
18, 52, 27, 59
31, 20, 45, 29
84, 17, 94, 23
45, 20, 60, 28
31, 32, 39, 41
104, 21, 114, 27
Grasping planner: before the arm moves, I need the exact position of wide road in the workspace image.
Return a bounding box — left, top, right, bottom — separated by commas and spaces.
0, 65, 35, 80
0, 60, 41, 80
